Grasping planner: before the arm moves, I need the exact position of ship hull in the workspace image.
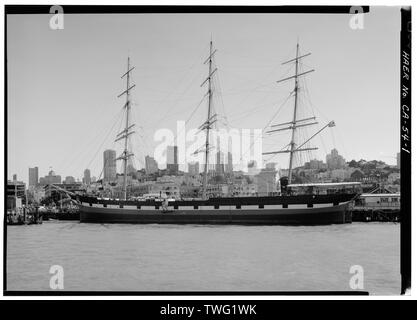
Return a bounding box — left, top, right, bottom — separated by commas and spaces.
79, 201, 352, 225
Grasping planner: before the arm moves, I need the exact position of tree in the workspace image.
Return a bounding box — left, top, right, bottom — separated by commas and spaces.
348, 160, 359, 168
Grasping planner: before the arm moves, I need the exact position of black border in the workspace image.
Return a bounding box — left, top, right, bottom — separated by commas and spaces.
0, 300, 404, 317
3, 5, 408, 297
5, 5, 370, 14
400, 6, 412, 295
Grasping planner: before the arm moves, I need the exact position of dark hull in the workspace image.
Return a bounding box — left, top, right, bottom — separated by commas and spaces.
79, 202, 352, 225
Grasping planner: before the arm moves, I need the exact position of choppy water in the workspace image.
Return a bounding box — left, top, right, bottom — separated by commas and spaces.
6, 221, 400, 294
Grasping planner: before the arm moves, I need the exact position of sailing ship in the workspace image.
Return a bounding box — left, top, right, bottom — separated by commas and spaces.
78, 42, 360, 225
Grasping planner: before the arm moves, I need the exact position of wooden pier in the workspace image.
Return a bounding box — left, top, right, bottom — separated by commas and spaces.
352, 193, 400, 222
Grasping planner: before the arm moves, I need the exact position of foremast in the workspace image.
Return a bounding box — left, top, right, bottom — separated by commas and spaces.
201, 40, 218, 199
116, 57, 136, 200
263, 42, 335, 184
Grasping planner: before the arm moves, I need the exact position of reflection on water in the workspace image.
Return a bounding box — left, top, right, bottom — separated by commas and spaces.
6, 221, 400, 294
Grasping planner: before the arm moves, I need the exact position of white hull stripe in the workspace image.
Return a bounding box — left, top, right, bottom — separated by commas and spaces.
83, 202, 347, 210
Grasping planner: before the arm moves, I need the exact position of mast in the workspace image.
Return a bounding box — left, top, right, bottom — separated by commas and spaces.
288, 43, 300, 184
263, 42, 336, 185
116, 57, 136, 200
201, 40, 217, 199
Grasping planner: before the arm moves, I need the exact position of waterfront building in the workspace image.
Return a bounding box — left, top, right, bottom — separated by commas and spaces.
326, 149, 346, 170
7, 179, 26, 210
145, 155, 159, 174
103, 149, 117, 183
231, 182, 257, 197
166, 146, 179, 175
255, 168, 278, 196
7, 179, 26, 197
206, 183, 229, 198
355, 193, 400, 211
28, 167, 39, 187
151, 181, 180, 199
83, 169, 91, 185
131, 179, 180, 199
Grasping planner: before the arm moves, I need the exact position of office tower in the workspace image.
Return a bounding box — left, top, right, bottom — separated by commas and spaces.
28, 167, 39, 187
83, 169, 91, 185
216, 150, 225, 175
166, 146, 179, 175
225, 152, 233, 173
103, 149, 117, 182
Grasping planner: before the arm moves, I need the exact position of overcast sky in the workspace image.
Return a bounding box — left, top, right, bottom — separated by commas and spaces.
7, 7, 401, 183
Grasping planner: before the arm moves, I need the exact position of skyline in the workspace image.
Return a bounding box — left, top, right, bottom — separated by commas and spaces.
7, 8, 401, 184
13, 145, 398, 185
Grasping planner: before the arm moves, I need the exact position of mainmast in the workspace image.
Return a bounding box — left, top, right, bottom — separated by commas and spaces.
287, 43, 301, 184
116, 57, 136, 200
200, 40, 218, 199
263, 42, 335, 185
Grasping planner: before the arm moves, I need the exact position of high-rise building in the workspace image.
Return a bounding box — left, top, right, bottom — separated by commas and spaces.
145, 155, 159, 174
188, 161, 200, 175
166, 146, 179, 175
83, 169, 91, 185
103, 149, 117, 182
397, 152, 400, 168
28, 167, 39, 187
216, 151, 225, 175
225, 152, 233, 173
326, 149, 346, 170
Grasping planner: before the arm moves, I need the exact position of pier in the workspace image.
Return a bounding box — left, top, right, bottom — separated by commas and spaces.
352, 193, 400, 222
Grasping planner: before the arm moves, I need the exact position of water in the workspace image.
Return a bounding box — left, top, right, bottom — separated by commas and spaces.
6, 221, 400, 294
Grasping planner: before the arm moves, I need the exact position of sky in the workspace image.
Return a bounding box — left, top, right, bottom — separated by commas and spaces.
7, 7, 401, 183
